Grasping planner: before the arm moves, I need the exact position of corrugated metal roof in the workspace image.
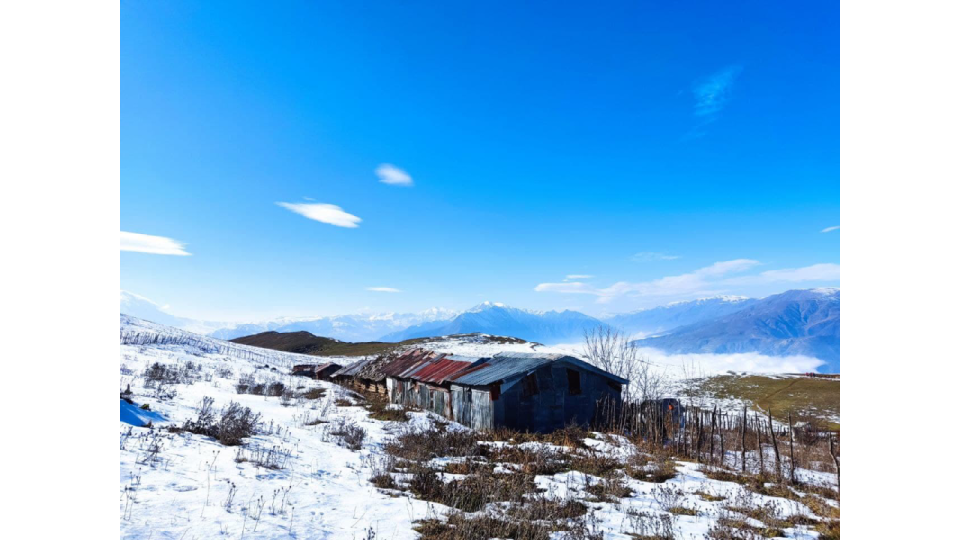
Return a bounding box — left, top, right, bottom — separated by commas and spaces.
409, 357, 477, 384
450, 352, 629, 386
315, 362, 342, 372
332, 357, 374, 378
381, 349, 438, 378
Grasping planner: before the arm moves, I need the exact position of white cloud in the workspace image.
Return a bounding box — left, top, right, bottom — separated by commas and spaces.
730, 263, 841, 284
636, 348, 826, 376
536, 259, 840, 304
277, 202, 362, 228
821, 225, 840, 233
375, 164, 413, 186
565, 274, 594, 280
693, 65, 743, 118
546, 342, 825, 376
631, 252, 680, 262
120, 231, 191, 256
367, 287, 401, 293
535, 259, 759, 303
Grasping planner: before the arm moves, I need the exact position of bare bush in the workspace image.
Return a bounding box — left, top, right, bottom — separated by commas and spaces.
235, 444, 292, 469
330, 419, 366, 450
625, 508, 676, 540
581, 325, 663, 401
176, 397, 261, 446
385, 426, 485, 461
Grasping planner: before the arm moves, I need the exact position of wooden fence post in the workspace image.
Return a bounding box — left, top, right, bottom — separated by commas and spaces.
767, 408, 782, 482
709, 406, 717, 465
756, 414, 764, 475
830, 435, 840, 496
740, 406, 747, 473
788, 412, 796, 484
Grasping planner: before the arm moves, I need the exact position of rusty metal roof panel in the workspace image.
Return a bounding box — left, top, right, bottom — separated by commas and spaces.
408, 357, 478, 384
382, 349, 438, 378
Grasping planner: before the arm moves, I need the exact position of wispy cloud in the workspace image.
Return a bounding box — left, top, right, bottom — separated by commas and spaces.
536, 259, 840, 304
726, 263, 841, 285
120, 231, 191, 256
535, 259, 759, 303
375, 164, 413, 186
821, 225, 840, 233
631, 252, 680, 262
565, 274, 594, 280
277, 202, 362, 228
367, 287, 401, 293
685, 65, 742, 138
693, 65, 743, 118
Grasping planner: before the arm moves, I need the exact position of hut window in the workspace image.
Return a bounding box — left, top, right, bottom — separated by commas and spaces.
566, 369, 582, 395
490, 383, 501, 401
521, 373, 539, 398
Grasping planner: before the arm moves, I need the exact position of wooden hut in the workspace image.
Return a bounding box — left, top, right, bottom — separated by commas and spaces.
448, 352, 627, 432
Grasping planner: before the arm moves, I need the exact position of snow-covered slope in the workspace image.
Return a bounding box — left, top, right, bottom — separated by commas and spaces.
380, 302, 604, 343
119, 315, 838, 539
120, 314, 323, 369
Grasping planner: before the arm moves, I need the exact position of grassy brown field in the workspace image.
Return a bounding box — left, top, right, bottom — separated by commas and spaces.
683, 374, 840, 430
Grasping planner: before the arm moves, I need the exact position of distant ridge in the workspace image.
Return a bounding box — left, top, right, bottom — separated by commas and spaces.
602, 295, 756, 337
380, 302, 603, 344
637, 289, 840, 372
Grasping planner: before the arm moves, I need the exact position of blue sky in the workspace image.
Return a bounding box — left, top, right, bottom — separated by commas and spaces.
121, 1, 839, 322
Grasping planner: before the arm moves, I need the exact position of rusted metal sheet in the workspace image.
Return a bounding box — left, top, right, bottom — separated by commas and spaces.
381, 349, 439, 378
408, 357, 476, 384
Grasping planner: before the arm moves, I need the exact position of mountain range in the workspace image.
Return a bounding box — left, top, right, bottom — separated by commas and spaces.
380, 302, 603, 343
636, 288, 840, 372
604, 296, 757, 338
120, 288, 840, 371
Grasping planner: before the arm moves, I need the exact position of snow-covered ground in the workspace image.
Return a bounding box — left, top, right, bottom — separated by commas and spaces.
120, 316, 838, 539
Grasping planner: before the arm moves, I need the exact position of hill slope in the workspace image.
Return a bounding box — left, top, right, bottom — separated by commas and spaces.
638, 288, 840, 372
231, 329, 531, 357
209, 308, 457, 342
604, 295, 757, 337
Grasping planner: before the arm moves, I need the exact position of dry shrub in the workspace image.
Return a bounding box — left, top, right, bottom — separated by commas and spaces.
302, 387, 326, 400
569, 451, 621, 477
443, 459, 495, 475
365, 395, 412, 422
627, 453, 678, 484
507, 495, 588, 522
625, 508, 676, 540
175, 397, 260, 446
813, 518, 840, 540
488, 444, 570, 476
330, 419, 366, 450
486, 424, 589, 449
584, 475, 633, 502
266, 381, 286, 396
385, 427, 486, 461
370, 456, 398, 490
414, 513, 552, 540
652, 485, 697, 516
406, 466, 537, 512
234, 444, 292, 469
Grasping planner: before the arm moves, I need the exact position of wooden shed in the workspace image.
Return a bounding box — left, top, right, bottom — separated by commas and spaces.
448, 352, 628, 432
377, 349, 628, 433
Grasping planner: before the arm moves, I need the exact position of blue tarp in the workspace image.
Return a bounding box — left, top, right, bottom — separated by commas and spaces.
120, 399, 168, 427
